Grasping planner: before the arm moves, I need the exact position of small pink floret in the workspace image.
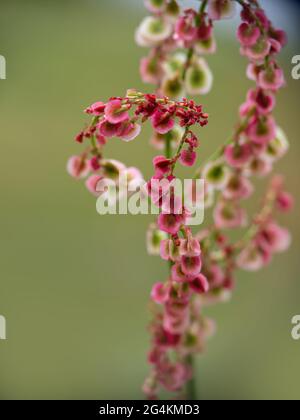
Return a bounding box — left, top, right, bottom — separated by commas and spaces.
105, 99, 129, 124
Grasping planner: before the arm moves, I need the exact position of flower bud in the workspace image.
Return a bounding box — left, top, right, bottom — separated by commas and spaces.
185, 58, 213, 95
146, 224, 168, 255
202, 159, 231, 190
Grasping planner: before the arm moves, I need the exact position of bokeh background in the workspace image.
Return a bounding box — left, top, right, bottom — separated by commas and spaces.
0, 0, 300, 400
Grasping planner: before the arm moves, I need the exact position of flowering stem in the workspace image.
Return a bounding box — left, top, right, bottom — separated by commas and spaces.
165, 125, 198, 400
233, 184, 277, 252
164, 125, 199, 401
170, 126, 199, 401
200, 0, 209, 12
196, 0, 209, 15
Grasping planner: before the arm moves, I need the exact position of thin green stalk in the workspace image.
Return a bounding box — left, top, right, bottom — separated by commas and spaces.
186, 355, 197, 400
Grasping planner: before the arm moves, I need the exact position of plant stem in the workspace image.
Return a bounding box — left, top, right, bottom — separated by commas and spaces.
182, 0, 208, 81
186, 355, 197, 400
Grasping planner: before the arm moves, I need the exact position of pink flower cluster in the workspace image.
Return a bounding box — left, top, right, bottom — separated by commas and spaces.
202, 0, 291, 243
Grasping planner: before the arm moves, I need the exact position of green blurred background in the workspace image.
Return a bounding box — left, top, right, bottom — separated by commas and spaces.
0, 0, 299, 400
